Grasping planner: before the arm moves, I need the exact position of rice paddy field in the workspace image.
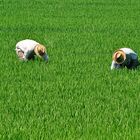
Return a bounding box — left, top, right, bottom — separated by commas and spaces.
0, 0, 140, 139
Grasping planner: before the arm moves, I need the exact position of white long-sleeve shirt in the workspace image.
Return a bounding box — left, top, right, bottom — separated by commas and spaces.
111, 48, 139, 70
16, 39, 48, 61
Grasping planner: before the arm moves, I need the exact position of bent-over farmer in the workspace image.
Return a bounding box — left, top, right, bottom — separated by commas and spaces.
111, 48, 139, 70
16, 39, 48, 62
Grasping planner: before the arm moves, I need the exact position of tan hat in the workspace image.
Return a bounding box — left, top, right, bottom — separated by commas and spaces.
113, 50, 126, 64
34, 44, 46, 58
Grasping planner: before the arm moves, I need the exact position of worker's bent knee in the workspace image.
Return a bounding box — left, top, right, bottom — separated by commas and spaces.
17, 51, 24, 60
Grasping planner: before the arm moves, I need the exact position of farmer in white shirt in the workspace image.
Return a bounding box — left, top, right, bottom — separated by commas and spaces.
16, 39, 48, 62
111, 48, 139, 70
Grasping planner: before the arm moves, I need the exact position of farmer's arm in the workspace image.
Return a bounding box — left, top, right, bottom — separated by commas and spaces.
42, 53, 49, 62
111, 61, 121, 70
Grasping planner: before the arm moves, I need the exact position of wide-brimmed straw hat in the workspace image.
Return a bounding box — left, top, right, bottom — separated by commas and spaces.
113, 50, 126, 64
34, 44, 46, 58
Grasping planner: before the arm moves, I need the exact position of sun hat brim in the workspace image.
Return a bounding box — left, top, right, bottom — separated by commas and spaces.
34, 44, 46, 58
113, 50, 126, 64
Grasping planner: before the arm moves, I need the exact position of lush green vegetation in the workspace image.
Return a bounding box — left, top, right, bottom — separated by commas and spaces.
0, 0, 140, 139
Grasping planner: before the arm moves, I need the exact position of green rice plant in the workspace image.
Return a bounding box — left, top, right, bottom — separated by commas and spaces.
0, 0, 140, 139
